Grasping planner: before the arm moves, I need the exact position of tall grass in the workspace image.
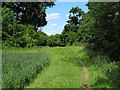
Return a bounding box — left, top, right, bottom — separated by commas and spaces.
76, 45, 120, 88
2, 50, 50, 88
88, 55, 120, 88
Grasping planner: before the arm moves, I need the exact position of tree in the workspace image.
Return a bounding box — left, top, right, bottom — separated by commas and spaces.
61, 32, 78, 46
77, 12, 95, 43
2, 7, 18, 47
2, 2, 55, 48
2, 2, 55, 29
67, 7, 84, 25
61, 7, 84, 45
63, 24, 79, 33
86, 2, 120, 60
47, 34, 63, 46
34, 31, 48, 46
2, 7, 37, 48
63, 7, 84, 33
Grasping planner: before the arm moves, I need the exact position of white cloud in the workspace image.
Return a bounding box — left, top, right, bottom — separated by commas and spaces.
51, 24, 57, 27
66, 14, 69, 17
46, 13, 60, 20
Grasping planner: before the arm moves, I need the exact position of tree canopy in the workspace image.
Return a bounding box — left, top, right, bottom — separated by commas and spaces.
2, 2, 55, 48
2, 2, 55, 29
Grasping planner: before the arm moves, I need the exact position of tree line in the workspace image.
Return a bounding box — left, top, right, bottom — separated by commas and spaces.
2, 2, 120, 61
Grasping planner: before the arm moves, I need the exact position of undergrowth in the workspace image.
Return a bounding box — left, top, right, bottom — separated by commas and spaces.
76, 45, 120, 88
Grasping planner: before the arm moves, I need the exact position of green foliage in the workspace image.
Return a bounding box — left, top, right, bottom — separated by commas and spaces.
2, 7, 18, 41
83, 49, 120, 88
61, 32, 78, 46
2, 50, 50, 88
3, 2, 55, 28
2, 7, 49, 48
77, 13, 95, 42
68, 6, 84, 25
86, 2, 120, 61
62, 2, 120, 61
71, 46, 120, 88
61, 7, 85, 46
2, 2, 120, 61
63, 7, 84, 33
62, 24, 79, 33
61, 3, 120, 61
47, 34, 64, 46
2, 7, 35, 48
33, 31, 48, 46
2, 4, 55, 48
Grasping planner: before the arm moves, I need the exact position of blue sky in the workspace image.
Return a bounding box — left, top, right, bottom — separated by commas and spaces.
42, 2, 89, 36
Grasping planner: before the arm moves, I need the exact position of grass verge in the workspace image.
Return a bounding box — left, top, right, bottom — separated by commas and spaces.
76, 46, 120, 88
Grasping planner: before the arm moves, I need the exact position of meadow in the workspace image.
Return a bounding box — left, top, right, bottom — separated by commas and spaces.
2, 46, 120, 88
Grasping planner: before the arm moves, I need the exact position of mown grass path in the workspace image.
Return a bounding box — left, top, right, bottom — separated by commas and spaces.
69, 47, 91, 88
26, 47, 85, 88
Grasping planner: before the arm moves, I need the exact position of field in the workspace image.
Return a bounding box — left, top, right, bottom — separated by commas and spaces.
2, 47, 50, 88
2, 46, 120, 88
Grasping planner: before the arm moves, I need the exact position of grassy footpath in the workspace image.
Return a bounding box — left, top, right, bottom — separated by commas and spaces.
27, 46, 84, 88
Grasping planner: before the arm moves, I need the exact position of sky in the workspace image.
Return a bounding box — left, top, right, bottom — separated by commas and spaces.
42, 2, 89, 36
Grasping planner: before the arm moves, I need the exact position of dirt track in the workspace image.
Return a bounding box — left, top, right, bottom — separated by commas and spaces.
80, 61, 91, 88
